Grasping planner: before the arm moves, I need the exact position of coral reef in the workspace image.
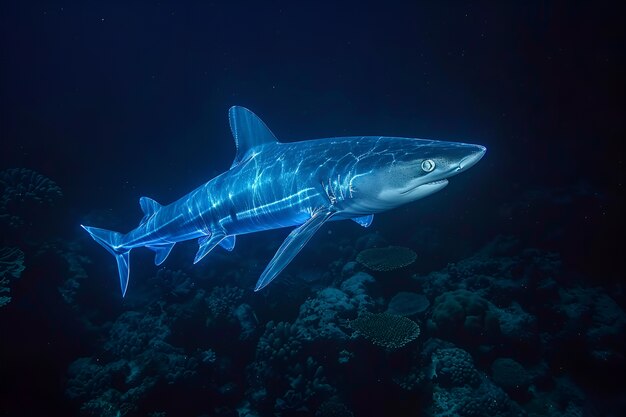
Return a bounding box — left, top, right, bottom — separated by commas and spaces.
350, 312, 420, 349
428, 379, 522, 417
491, 358, 531, 391
493, 302, 537, 344
356, 246, 416, 271
205, 285, 244, 318
243, 272, 381, 415
57, 235, 622, 417
432, 347, 481, 388
386, 291, 430, 316
316, 397, 354, 417
0, 168, 63, 229
149, 268, 195, 300
274, 357, 336, 413
66, 308, 201, 416
33, 240, 92, 305
233, 303, 258, 340
0, 246, 25, 308
429, 289, 500, 344
256, 321, 304, 364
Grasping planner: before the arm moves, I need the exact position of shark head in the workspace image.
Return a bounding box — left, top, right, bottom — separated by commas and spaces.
344, 137, 486, 213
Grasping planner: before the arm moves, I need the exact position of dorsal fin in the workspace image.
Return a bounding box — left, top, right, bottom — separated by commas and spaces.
139, 197, 162, 225
139, 197, 162, 215
228, 106, 279, 168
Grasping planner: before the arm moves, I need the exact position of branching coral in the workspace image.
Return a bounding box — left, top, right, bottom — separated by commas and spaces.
67, 309, 198, 416
205, 285, 244, 318
233, 303, 258, 340
104, 310, 172, 359
350, 312, 420, 349
274, 356, 336, 413
429, 379, 522, 417
256, 321, 304, 364
34, 240, 92, 305
246, 274, 382, 414
150, 268, 194, 299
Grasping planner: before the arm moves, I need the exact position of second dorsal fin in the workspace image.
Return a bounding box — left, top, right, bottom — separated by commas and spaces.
228, 106, 279, 168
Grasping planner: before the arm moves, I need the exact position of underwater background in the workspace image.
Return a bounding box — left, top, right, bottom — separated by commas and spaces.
1, 2, 624, 417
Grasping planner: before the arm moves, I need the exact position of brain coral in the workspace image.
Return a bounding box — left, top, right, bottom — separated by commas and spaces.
350, 312, 420, 349
205, 285, 244, 318
356, 246, 416, 271
430, 289, 500, 342
490, 358, 530, 390
433, 347, 481, 388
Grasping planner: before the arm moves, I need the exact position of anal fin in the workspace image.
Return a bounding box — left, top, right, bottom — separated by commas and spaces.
146, 243, 175, 266
255, 208, 335, 291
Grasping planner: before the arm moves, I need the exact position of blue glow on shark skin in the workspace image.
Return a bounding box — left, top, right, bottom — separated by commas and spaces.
82, 106, 486, 296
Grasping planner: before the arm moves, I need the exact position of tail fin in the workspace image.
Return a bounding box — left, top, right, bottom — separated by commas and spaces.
81, 225, 131, 297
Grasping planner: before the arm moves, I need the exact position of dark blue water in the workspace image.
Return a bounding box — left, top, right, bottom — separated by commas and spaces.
1, 2, 624, 416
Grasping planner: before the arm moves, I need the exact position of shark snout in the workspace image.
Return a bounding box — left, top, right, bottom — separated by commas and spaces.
457, 145, 486, 172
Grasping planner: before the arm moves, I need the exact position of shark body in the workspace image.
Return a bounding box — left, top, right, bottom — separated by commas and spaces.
83, 106, 486, 296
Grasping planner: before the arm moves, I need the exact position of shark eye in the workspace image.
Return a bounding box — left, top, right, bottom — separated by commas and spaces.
421, 159, 435, 172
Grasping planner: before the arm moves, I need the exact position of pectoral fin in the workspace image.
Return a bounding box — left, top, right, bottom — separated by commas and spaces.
255, 209, 336, 291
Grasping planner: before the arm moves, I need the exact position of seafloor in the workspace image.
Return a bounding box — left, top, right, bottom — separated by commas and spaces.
0, 168, 624, 417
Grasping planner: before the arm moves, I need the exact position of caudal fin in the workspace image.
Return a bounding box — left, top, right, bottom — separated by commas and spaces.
81, 225, 131, 297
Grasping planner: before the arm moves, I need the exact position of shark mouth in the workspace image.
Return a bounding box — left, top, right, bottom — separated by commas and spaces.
423, 179, 449, 186
401, 179, 448, 195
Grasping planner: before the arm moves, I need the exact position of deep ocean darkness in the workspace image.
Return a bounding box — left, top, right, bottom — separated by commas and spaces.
1, 2, 624, 417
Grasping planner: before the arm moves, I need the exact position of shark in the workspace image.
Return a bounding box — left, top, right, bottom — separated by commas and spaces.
82, 106, 486, 296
